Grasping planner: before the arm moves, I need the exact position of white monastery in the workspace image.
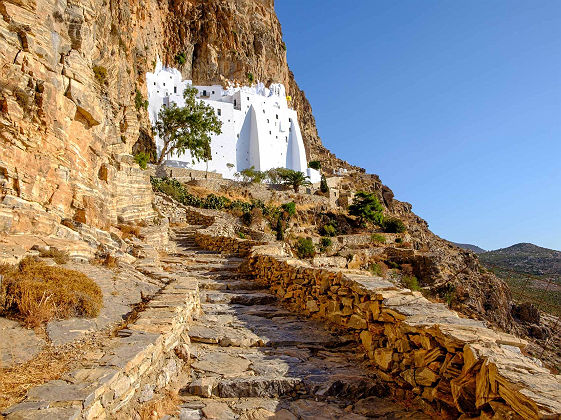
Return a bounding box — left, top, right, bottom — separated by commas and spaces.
146, 61, 321, 183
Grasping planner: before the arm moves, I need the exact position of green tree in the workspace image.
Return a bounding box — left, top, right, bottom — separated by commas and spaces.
279, 169, 311, 193
153, 86, 222, 165
320, 174, 329, 194
308, 160, 321, 171
348, 191, 384, 227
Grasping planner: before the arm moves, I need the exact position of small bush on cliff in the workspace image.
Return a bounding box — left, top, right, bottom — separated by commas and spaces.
247, 72, 254, 83
383, 217, 406, 233
174, 52, 187, 65
38, 248, 70, 265
371, 233, 386, 244
0, 258, 102, 327
93, 65, 108, 85
153, 86, 222, 165
402, 275, 420, 291
134, 151, 151, 169
135, 89, 149, 111
281, 201, 296, 217
349, 191, 384, 227
295, 238, 316, 259
308, 160, 321, 171
321, 223, 337, 237
319, 237, 332, 252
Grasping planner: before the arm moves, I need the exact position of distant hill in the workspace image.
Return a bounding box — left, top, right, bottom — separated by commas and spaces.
451, 242, 487, 254
479, 243, 561, 276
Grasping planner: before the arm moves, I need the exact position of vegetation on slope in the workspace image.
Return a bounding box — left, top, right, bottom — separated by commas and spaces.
0, 258, 102, 327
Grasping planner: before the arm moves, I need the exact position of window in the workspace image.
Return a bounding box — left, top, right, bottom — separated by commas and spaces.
163, 82, 165, 86
217, 109, 221, 116
263, 109, 265, 113
234, 99, 237, 107
276, 114, 278, 119
269, 131, 272, 135
247, 97, 249, 100
212, 91, 215, 94
174, 87, 177, 93
203, 90, 207, 96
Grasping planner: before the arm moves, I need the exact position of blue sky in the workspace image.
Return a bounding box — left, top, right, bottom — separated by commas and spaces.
275, 1, 561, 251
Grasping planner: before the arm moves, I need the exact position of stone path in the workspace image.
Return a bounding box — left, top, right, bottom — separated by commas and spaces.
166, 227, 428, 420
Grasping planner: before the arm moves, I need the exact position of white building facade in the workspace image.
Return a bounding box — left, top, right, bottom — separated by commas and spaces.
146, 61, 320, 183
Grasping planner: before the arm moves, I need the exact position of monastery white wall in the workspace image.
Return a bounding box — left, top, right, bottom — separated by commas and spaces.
146, 61, 319, 183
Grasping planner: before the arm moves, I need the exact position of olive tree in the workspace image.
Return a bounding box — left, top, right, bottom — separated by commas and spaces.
153, 86, 222, 165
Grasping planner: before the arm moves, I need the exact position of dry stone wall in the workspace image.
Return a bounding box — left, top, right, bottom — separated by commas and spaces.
192, 221, 561, 419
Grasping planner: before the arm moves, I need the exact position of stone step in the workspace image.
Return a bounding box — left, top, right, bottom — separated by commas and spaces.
201, 291, 277, 306
198, 279, 264, 291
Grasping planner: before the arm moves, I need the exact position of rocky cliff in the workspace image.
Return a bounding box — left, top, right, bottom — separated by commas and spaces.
0, 0, 329, 236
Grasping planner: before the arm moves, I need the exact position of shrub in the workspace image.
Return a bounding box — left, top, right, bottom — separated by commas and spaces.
383, 218, 406, 233
321, 224, 337, 237
281, 201, 296, 217
281, 42, 287, 51
203, 194, 230, 210
134, 151, 151, 169
275, 218, 285, 241
93, 65, 107, 85
135, 89, 148, 111
349, 191, 384, 227
240, 166, 267, 183
0, 258, 102, 327
242, 211, 253, 226
247, 72, 254, 83
308, 160, 321, 170
174, 52, 187, 65
295, 238, 316, 259
118, 223, 142, 240
402, 275, 420, 291
319, 237, 332, 252
238, 232, 246, 239
371, 233, 386, 244
369, 262, 388, 277
38, 248, 70, 265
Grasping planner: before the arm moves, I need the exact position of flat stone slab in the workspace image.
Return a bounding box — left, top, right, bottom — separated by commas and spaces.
0, 318, 46, 368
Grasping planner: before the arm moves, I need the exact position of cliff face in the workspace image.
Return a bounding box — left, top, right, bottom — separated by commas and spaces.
0, 0, 330, 235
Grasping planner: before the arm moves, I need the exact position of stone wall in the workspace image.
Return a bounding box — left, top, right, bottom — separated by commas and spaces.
192, 223, 561, 419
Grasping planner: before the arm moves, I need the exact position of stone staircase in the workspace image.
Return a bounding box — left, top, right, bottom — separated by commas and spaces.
167, 227, 427, 420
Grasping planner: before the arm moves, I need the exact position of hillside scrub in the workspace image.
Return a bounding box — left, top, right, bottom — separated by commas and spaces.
0, 258, 102, 327
295, 238, 316, 259
348, 191, 384, 227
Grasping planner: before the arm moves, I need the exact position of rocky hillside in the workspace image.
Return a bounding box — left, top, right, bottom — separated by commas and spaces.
480, 243, 561, 276
451, 242, 486, 254
0, 0, 519, 332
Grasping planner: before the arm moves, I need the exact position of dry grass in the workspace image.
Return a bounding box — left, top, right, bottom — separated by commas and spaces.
138, 391, 181, 420
38, 247, 70, 264
0, 258, 102, 328
118, 223, 142, 240
94, 254, 118, 269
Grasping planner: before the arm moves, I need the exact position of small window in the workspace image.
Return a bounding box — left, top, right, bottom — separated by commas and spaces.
276, 114, 278, 119
212, 91, 215, 94
174, 87, 177, 93
153, 82, 156, 86
247, 97, 249, 100
234, 100, 237, 107
217, 109, 222, 116
289, 118, 292, 122
269, 131, 272, 135
237, 134, 240, 138
203, 90, 207, 96
263, 109, 265, 113
163, 82, 165, 86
